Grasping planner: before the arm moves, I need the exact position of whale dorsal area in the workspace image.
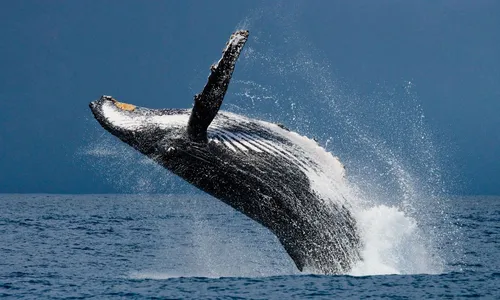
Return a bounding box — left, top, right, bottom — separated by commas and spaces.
187, 30, 249, 142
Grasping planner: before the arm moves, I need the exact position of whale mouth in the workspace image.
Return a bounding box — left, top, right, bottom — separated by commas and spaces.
89, 95, 161, 156
89, 96, 115, 132
89, 96, 191, 135
89, 95, 138, 135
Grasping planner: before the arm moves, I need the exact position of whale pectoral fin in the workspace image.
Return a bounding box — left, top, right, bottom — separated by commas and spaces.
187, 30, 249, 141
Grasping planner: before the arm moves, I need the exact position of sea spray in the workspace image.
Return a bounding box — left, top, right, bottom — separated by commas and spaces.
229, 13, 451, 274
80, 131, 186, 194
81, 17, 454, 275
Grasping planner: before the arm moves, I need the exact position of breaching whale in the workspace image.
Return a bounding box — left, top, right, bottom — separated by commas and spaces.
89, 30, 360, 274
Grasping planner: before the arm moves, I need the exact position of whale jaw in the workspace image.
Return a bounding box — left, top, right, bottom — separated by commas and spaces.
89, 95, 191, 157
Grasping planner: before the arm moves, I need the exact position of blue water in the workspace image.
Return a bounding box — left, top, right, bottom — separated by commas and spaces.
0, 194, 498, 299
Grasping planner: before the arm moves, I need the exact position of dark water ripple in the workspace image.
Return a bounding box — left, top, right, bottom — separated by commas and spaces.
0, 194, 498, 299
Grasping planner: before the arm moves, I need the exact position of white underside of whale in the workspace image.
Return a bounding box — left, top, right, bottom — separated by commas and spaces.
102, 100, 346, 187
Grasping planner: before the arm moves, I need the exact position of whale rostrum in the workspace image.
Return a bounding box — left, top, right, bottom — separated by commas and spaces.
89, 30, 361, 274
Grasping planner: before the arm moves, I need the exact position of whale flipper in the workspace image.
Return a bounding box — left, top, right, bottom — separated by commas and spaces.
187, 30, 249, 142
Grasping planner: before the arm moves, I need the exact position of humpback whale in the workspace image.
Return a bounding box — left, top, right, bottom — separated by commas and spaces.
89, 30, 360, 274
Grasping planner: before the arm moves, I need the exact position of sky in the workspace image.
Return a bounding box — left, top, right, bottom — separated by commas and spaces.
0, 1, 498, 195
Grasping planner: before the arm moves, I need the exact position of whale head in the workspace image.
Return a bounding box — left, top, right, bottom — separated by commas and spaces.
89, 95, 190, 156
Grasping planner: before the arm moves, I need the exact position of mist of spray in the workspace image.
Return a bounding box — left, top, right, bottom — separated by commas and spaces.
81, 5, 460, 277
227, 6, 460, 275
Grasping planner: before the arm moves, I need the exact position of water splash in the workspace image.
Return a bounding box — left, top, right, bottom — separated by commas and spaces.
227, 9, 458, 275
78, 130, 185, 194
81, 8, 459, 277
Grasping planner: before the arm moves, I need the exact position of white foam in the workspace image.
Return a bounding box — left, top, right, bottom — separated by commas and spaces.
350, 204, 443, 276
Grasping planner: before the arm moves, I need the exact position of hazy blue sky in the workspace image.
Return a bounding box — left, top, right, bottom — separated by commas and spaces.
0, 1, 498, 194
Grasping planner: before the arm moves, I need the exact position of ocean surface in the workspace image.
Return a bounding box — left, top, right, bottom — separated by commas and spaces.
0, 194, 498, 299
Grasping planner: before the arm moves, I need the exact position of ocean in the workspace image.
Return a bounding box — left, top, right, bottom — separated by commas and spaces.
1, 194, 498, 299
